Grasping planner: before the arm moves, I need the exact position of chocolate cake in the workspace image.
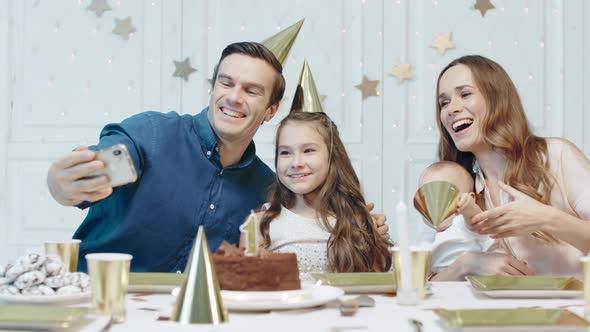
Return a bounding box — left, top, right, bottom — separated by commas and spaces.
212, 242, 301, 291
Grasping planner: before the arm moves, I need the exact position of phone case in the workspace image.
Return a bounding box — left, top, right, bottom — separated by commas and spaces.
94, 144, 138, 187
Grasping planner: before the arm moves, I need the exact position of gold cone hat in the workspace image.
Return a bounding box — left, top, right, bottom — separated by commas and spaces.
261, 19, 304, 66
290, 59, 324, 113
172, 226, 228, 324
413, 181, 460, 231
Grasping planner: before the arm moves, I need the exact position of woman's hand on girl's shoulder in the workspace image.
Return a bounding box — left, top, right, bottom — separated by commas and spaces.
367, 202, 389, 236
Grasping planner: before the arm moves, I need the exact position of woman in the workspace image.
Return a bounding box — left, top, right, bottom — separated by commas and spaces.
431, 55, 590, 280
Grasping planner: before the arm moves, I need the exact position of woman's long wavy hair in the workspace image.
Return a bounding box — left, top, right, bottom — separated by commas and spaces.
435, 55, 556, 242
260, 112, 393, 272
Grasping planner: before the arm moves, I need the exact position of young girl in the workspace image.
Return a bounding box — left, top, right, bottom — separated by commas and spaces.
241, 111, 392, 275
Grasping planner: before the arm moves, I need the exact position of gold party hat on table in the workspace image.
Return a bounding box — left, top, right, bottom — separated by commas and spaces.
413, 181, 460, 231
261, 19, 304, 66
290, 59, 324, 113
171, 226, 227, 325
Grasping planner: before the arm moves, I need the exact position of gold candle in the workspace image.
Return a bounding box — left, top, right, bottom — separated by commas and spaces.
393, 247, 432, 300
86, 253, 132, 323
44, 239, 81, 272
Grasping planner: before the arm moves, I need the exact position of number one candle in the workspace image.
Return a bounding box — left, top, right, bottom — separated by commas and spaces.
239, 210, 260, 256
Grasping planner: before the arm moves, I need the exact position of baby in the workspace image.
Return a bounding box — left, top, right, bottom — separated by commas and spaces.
419, 161, 501, 274
418, 161, 482, 229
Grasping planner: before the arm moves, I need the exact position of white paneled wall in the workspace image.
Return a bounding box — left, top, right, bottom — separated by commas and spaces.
0, 0, 588, 263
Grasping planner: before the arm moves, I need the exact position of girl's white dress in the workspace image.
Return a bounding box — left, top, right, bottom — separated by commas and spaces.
267, 206, 335, 278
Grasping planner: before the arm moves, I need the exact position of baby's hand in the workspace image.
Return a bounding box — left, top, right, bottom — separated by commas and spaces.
456, 193, 475, 214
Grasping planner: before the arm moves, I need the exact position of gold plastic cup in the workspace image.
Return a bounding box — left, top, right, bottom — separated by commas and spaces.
392, 247, 432, 300
86, 253, 133, 323
581, 256, 590, 319
44, 239, 81, 272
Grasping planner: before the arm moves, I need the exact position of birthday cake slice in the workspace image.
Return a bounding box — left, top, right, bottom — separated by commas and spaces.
212, 241, 301, 291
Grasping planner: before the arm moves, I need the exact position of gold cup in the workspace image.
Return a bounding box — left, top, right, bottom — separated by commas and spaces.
86, 253, 132, 323
44, 239, 81, 272
581, 256, 590, 319
392, 247, 432, 299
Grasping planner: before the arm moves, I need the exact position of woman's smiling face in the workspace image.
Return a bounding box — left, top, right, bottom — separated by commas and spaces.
438, 64, 488, 153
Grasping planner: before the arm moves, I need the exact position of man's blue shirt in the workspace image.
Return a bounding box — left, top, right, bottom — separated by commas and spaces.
73, 108, 275, 272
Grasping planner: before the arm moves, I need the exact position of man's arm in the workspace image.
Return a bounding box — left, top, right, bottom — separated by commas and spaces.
47, 146, 112, 206
367, 202, 389, 237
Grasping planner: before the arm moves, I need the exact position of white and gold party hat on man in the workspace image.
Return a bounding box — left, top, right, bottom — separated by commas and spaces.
261, 19, 304, 66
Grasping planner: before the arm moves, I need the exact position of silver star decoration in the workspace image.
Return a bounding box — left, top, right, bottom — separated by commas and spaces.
112, 17, 136, 40
173, 58, 197, 82
87, 0, 112, 17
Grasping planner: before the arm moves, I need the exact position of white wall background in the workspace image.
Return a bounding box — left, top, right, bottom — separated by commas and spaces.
0, 0, 588, 263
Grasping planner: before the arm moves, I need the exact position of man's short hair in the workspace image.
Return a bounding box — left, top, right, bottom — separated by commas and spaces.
211, 42, 285, 107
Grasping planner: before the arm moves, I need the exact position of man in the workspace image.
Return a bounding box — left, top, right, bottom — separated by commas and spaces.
47, 42, 284, 272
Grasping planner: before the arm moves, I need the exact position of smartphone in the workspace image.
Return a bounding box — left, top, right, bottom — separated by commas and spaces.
90, 144, 138, 187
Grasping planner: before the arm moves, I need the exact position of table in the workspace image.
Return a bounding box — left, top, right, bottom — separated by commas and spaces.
105, 282, 586, 332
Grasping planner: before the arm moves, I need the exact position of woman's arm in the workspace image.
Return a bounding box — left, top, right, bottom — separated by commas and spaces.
431, 251, 534, 281
471, 139, 590, 253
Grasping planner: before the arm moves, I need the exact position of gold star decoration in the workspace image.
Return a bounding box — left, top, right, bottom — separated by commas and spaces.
389, 63, 413, 82
473, 0, 495, 17
87, 0, 111, 17
431, 32, 454, 55
354, 75, 380, 100
112, 17, 136, 40
173, 58, 197, 82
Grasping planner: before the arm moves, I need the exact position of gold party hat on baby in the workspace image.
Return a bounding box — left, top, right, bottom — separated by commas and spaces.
290, 59, 324, 113
171, 226, 227, 324
413, 181, 460, 232
261, 19, 304, 66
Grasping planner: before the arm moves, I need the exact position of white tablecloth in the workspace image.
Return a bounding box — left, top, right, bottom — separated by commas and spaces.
104, 282, 586, 332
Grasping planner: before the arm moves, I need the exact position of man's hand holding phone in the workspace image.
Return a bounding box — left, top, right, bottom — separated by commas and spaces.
47, 144, 137, 206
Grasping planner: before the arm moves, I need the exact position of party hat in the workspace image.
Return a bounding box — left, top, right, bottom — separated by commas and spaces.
171, 226, 228, 324
290, 59, 324, 113
261, 19, 304, 66
413, 181, 460, 232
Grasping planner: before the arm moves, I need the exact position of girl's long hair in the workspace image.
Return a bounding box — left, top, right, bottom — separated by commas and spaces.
435, 55, 556, 242
260, 112, 393, 272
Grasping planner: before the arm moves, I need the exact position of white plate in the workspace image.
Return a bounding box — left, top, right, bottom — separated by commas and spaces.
477, 290, 583, 299
0, 291, 91, 304
221, 285, 343, 311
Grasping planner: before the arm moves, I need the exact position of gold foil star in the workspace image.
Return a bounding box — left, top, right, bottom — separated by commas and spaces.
112, 17, 136, 40
355, 75, 380, 100
173, 58, 197, 82
87, 0, 111, 17
390, 63, 413, 82
473, 0, 495, 17
431, 33, 454, 55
